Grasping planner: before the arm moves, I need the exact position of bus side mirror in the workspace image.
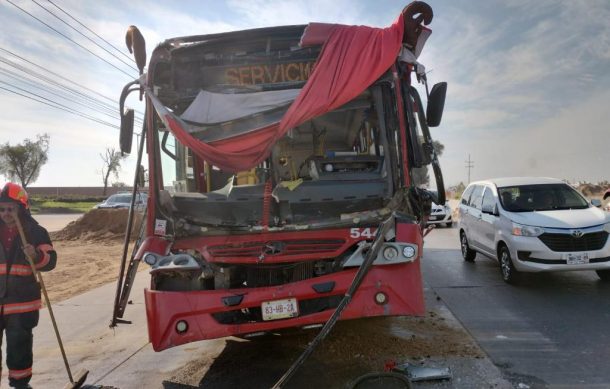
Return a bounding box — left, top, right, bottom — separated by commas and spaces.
426, 82, 447, 127
120, 109, 134, 154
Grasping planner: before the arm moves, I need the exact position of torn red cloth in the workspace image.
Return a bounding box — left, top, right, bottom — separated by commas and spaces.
166, 14, 405, 172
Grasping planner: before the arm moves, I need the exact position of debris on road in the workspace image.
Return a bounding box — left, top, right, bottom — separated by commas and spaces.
393, 362, 452, 382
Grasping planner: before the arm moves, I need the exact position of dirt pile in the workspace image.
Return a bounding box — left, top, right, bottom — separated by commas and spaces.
43, 240, 128, 303
51, 208, 144, 242
319, 312, 483, 361
167, 312, 483, 388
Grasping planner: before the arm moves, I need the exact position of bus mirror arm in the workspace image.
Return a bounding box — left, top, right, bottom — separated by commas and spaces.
119, 81, 140, 155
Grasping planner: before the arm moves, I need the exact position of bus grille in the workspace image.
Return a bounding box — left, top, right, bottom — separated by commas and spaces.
208, 239, 345, 257
246, 261, 315, 287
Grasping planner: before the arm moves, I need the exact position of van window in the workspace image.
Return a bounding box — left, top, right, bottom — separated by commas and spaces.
498, 183, 588, 212
461, 185, 475, 205
469, 185, 484, 210
481, 187, 496, 212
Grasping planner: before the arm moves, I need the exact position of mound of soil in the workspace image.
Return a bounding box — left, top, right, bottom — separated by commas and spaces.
43, 240, 128, 303
51, 208, 144, 242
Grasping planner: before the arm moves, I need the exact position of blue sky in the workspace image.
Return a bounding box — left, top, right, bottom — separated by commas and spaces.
0, 0, 609, 187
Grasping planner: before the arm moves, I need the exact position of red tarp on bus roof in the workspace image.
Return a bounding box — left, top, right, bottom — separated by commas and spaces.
160, 13, 405, 172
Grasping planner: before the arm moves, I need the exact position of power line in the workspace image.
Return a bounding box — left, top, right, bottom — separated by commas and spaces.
30, 0, 138, 72
0, 65, 143, 125
0, 67, 143, 125
0, 55, 114, 111
0, 56, 124, 121
0, 67, 117, 120
0, 84, 120, 130
0, 47, 141, 113
0, 79, 121, 128
0, 51, 144, 122
5, 0, 136, 79
46, 0, 136, 64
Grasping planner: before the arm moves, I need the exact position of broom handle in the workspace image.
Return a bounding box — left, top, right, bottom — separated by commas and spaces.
14, 217, 74, 384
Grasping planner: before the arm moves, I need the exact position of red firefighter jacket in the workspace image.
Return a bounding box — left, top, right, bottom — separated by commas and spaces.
0, 220, 56, 315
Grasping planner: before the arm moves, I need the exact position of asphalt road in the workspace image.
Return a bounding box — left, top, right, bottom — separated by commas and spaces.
423, 226, 610, 388
34, 213, 83, 232
26, 217, 610, 388
27, 219, 510, 389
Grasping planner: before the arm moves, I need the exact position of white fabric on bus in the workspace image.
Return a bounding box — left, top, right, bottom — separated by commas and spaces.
181, 88, 301, 124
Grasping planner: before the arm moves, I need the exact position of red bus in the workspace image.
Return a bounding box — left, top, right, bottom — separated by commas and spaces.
113, 2, 447, 352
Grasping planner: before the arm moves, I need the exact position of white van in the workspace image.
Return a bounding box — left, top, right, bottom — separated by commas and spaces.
458, 177, 610, 283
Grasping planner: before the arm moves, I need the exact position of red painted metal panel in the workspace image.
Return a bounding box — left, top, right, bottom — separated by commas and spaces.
145, 259, 424, 351
145, 221, 424, 351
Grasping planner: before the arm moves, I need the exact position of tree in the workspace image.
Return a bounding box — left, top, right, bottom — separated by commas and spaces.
412, 140, 444, 187
0, 133, 50, 188
101, 147, 126, 195
111, 182, 127, 189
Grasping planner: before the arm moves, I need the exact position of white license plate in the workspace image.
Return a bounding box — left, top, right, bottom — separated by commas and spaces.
428, 216, 438, 221
564, 252, 589, 265
261, 298, 299, 321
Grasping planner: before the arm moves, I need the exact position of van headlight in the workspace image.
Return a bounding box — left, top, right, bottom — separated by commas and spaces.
512, 222, 544, 237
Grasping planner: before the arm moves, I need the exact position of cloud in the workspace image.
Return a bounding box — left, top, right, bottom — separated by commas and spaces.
226, 0, 368, 27
2, 0, 610, 189
439, 86, 610, 185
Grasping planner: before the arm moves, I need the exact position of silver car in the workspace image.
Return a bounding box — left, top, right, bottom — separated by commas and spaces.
95, 192, 147, 210
427, 201, 453, 228
458, 177, 610, 283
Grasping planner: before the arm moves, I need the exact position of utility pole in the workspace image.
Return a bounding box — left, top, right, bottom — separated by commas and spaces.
465, 154, 474, 184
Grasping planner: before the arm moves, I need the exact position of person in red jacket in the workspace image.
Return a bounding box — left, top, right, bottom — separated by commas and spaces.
0, 183, 56, 389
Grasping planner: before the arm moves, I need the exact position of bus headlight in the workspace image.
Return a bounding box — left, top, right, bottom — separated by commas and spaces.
382, 246, 399, 261
402, 246, 416, 258
143, 253, 158, 266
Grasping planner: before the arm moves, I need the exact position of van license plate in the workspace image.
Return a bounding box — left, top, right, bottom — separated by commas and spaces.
262, 298, 299, 321
564, 253, 589, 265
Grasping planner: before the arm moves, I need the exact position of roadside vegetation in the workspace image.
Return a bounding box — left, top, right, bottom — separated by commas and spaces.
29, 194, 104, 214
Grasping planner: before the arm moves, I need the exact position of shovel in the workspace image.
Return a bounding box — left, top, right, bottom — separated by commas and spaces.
14, 216, 89, 389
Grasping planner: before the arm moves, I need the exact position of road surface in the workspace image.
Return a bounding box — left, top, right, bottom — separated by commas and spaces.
424, 227, 610, 388
34, 213, 83, 232
27, 225, 511, 389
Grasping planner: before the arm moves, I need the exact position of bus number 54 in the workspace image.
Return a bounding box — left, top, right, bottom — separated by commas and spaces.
350, 228, 376, 239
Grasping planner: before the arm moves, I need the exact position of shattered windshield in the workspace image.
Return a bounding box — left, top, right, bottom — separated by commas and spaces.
158, 87, 395, 230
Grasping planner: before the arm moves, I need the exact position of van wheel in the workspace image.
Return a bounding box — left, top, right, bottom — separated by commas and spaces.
460, 232, 476, 262
499, 245, 519, 284
596, 270, 610, 281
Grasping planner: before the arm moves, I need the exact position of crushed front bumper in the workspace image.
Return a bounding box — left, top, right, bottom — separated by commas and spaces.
145, 261, 424, 351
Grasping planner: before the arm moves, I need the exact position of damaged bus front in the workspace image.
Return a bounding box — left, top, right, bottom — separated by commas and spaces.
113, 2, 447, 352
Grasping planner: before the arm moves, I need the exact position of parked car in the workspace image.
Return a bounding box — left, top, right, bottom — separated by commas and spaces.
428, 200, 453, 228
458, 177, 610, 283
95, 192, 147, 210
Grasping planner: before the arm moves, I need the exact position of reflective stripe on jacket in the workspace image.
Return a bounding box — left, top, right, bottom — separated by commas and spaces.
0, 221, 56, 314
